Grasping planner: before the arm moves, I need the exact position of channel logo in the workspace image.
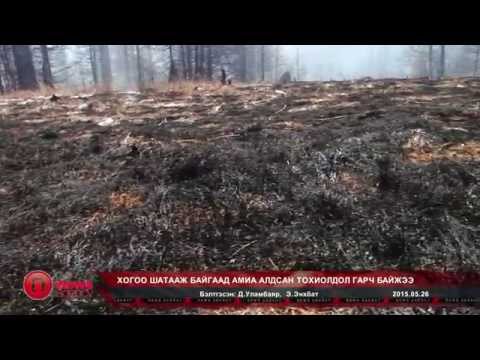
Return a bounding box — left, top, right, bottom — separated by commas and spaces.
23, 270, 54, 301
23, 271, 94, 301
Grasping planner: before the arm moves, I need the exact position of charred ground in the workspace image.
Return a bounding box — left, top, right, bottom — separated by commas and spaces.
1, 78, 480, 314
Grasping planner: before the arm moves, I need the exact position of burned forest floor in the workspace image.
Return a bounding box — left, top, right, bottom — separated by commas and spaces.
2, 78, 480, 315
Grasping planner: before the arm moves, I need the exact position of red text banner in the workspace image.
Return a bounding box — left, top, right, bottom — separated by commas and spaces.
96, 271, 480, 309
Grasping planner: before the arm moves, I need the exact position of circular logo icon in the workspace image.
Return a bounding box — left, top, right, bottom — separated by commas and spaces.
23, 271, 53, 301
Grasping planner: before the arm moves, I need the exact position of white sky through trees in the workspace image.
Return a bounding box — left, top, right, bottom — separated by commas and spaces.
283, 45, 411, 80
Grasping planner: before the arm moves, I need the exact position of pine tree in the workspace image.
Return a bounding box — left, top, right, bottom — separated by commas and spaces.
40, 45, 54, 87
99, 45, 112, 90
12, 45, 38, 90
136, 45, 144, 91
89, 45, 98, 85
439, 45, 446, 78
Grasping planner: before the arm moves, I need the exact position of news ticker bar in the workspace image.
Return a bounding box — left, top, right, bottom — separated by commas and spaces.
97, 271, 480, 308
106, 287, 480, 307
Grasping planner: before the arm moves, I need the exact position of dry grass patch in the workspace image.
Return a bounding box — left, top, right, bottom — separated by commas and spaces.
405, 141, 480, 163
110, 192, 144, 209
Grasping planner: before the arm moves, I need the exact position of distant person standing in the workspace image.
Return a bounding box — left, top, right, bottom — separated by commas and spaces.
273, 71, 292, 89
221, 68, 227, 85
278, 71, 291, 84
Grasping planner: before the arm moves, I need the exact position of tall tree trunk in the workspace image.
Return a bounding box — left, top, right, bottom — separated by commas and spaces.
80, 70, 86, 90
428, 45, 433, 80
377, 46, 389, 78
0, 46, 17, 91
206, 46, 213, 81
168, 45, 178, 82
12, 45, 38, 90
99, 45, 112, 90
180, 45, 187, 80
274, 45, 279, 81
122, 45, 131, 87
145, 45, 154, 84
0, 54, 6, 93
40, 45, 54, 88
296, 46, 300, 81
136, 45, 144, 91
439, 45, 446, 78
474, 45, 480, 76
186, 45, 192, 80
89, 45, 98, 85
260, 45, 265, 81
239, 45, 247, 82
194, 45, 199, 78
202, 45, 206, 78
198, 45, 204, 78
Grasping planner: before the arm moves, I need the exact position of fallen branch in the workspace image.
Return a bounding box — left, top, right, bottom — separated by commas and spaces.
208, 134, 240, 141
176, 139, 204, 144
274, 104, 288, 114
319, 115, 347, 121
268, 257, 279, 270
230, 240, 257, 258
45, 303, 62, 313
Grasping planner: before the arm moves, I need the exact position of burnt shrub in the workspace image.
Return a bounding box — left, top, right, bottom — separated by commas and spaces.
272, 206, 295, 225
376, 156, 399, 193
411, 184, 466, 216
436, 162, 476, 187
307, 129, 334, 151
40, 129, 59, 140
301, 191, 351, 221
246, 123, 264, 133
370, 232, 407, 262
169, 156, 214, 183
267, 149, 288, 164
